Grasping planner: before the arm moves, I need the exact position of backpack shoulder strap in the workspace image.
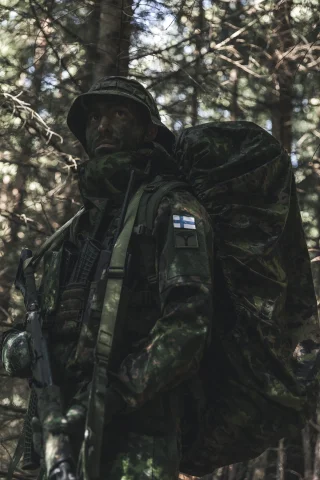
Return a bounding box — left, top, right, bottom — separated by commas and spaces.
80, 183, 146, 480
135, 177, 189, 234
134, 178, 190, 287
146, 180, 189, 231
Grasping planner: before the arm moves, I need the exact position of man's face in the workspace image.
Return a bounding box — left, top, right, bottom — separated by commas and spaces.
85, 97, 155, 157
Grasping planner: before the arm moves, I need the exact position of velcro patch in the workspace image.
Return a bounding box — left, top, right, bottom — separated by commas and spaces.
174, 230, 199, 248
173, 215, 196, 230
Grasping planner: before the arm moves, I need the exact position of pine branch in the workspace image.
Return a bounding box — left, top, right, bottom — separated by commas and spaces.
0, 210, 46, 235
0, 92, 63, 145
0, 92, 79, 170
29, 0, 80, 91
0, 159, 67, 175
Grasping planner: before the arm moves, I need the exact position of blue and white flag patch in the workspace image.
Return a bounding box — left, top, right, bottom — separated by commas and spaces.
173, 215, 196, 230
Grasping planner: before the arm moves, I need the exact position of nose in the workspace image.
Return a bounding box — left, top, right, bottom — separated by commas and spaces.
97, 115, 111, 133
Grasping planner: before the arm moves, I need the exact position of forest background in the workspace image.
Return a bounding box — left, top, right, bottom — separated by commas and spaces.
0, 0, 319, 479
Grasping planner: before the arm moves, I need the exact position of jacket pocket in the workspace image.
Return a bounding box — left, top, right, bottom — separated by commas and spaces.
55, 285, 85, 334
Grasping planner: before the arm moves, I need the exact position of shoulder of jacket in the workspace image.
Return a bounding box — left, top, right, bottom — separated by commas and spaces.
164, 188, 210, 221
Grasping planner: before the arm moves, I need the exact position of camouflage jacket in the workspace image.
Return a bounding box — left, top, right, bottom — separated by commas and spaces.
33, 147, 213, 434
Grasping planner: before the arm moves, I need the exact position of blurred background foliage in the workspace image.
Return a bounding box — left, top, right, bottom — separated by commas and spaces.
0, 0, 319, 478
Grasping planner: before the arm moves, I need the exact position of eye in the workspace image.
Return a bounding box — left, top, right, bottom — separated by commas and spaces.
88, 112, 100, 122
115, 109, 127, 118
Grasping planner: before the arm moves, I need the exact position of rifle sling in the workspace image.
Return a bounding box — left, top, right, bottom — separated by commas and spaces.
6, 433, 24, 480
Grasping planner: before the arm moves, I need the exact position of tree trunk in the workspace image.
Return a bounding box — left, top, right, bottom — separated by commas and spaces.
277, 439, 285, 480
271, 0, 294, 154
94, 0, 133, 80
78, 2, 101, 91
191, 0, 205, 127
230, 68, 241, 121
78, 0, 133, 90
303, 424, 313, 480
312, 399, 320, 480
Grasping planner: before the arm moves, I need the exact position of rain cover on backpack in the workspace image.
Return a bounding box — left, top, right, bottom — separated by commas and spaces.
173, 121, 320, 476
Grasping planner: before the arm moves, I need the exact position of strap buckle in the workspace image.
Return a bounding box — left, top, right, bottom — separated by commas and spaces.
94, 344, 109, 368
107, 266, 125, 278
133, 224, 153, 236
144, 184, 158, 192
133, 224, 146, 235
147, 274, 158, 286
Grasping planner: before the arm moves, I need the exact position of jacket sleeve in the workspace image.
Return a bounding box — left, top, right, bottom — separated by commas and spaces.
111, 189, 214, 409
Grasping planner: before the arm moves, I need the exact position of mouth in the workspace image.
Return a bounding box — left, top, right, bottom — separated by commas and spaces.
95, 142, 117, 154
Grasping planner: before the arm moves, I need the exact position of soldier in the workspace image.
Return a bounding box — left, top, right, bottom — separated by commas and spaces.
1, 77, 214, 480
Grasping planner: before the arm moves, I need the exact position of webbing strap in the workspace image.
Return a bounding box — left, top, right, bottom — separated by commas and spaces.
135, 180, 189, 232
97, 184, 145, 364
6, 387, 38, 480
134, 180, 189, 287
145, 180, 189, 231
80, 184, 146, 480
6, 431, 24, 480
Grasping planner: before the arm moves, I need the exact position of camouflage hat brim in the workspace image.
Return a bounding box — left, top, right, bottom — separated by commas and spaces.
67, 91, 175, 153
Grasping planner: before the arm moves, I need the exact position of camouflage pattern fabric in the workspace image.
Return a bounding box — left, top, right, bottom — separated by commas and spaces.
77, 151, 135, 197
174, 121, 320, 475
55, 181, 213, 411
109, 186, 213, 408
67, 76, 176, 153
16, 145, 212, 478
5, 120, 318, 479
98, 431, 180, 480
1, 331, 32, 377
57, 428, 180, 480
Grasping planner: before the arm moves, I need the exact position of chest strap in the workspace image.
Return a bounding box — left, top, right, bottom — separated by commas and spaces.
80, 183, 146, 480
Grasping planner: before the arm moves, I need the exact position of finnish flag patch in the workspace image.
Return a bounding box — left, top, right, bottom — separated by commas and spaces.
173, 215, 196, 230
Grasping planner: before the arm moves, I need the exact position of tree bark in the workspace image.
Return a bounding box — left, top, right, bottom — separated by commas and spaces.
77, 0, 133, 90
277, 439, 285, 480
271, 0, 294, 154
94, 0, 133, 80
230, 68, 241, 121
303, 424, 313, 480
191, 0, 205, 127
312, 398, 320, 480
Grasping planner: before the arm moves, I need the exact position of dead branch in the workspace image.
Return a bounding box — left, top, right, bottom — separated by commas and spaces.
0, 92, 62, 145
0, 306, 14, 322
0, 210, 46, 235
0, 471, 36, 480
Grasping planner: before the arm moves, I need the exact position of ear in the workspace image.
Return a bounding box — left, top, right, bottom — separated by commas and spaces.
144, 123, 158, 142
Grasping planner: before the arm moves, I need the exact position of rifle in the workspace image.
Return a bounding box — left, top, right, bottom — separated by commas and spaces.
15, 248, 76, 480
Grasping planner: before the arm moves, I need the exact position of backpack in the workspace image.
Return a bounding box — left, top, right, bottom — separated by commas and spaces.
136, 121, 320, 476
